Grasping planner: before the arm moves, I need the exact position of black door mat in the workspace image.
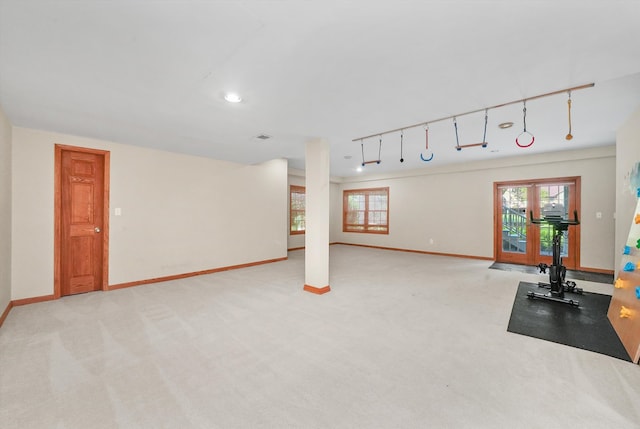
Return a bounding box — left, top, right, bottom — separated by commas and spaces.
507, 282, 630, 361
490, 262, 613, 284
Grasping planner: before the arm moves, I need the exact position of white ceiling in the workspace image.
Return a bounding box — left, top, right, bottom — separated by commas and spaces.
1, 0, 639, 177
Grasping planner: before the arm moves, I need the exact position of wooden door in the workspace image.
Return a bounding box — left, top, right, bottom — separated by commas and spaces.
532, 181, 580, 270
55, 145, 110, 297
494, 177, 580, 269
495, 184, 531, 265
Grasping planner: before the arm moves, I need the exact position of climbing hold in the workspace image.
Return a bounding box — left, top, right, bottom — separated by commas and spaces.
637, 188, 640, 198
623, 262, 635, 272
636, 286, 640, 299
637, 239, 640, 249
620, 306, 632, 318
615, 278, 625, 289
624, 245, 632, 255
635, 214, 640, 224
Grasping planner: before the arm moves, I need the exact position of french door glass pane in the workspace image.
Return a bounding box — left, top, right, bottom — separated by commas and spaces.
501, 186, 528, 253
537, 184, 570, 257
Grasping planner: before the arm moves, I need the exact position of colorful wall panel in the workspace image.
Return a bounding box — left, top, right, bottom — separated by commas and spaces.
608, 189, 640, 363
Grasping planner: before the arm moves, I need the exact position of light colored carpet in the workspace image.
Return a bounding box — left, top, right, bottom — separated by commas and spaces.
1, 245, 639, 429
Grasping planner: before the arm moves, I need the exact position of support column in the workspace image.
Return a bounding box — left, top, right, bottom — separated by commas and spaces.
304, 139, 330, 294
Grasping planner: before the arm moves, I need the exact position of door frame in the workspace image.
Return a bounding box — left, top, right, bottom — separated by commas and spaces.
493, 176, 581, 269
54, 144, 110, 299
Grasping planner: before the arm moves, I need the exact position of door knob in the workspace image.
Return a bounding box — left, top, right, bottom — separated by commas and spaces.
94, 227, 101, 233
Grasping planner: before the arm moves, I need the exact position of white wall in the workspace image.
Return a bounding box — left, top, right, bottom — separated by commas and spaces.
615, 107, 640, 270
8, 123, 623, 303
11, 127, 288, 300
333, 146, 616, 271
0, 107, 11, 313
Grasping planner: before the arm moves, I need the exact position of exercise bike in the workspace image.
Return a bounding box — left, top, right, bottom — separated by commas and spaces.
528, 204, 582, 306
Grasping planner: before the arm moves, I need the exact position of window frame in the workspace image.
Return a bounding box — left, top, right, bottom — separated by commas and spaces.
342, 187, 389, 234
290, 185, 306, 235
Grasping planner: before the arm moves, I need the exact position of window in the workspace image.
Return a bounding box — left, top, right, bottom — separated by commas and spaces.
290, 185, 305, 234
343, 187, 389, 234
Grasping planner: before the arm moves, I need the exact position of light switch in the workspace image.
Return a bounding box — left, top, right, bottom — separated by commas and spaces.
115, 208, 122, 216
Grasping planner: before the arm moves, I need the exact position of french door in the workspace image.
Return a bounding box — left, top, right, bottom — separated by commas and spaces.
494, 177, 580, 269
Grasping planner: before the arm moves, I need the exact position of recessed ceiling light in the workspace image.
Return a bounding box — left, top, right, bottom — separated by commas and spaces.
356, 166, 363, 172
224, 92, 242, 103
498, 122, 514, 129
344, 155, 352, 160
255, 134, 271, 140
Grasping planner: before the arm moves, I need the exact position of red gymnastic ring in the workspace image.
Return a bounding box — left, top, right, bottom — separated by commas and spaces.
516, 132, 535, 148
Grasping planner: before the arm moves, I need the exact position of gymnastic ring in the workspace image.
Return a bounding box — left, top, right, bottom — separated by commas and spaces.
515, 132, 535, 148
420, 151, 434, 162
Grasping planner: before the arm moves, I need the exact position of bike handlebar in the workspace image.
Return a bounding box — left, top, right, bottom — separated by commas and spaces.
529, 210, 580, 226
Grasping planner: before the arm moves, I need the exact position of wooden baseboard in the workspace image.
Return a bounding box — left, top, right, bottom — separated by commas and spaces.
332, 242, 494, 261
1, 294, 57, 328
0, 301, 13, 328
0, 257, 289, 326
577, 266, 615, 275
303, 284, 331, 295
12, 294, 56, 306
109, 257, 288, 290
288, 243, 345, 251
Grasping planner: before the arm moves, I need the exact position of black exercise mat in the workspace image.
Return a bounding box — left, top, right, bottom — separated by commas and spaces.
490, 262, 613, 284
507, 282, 630, 361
